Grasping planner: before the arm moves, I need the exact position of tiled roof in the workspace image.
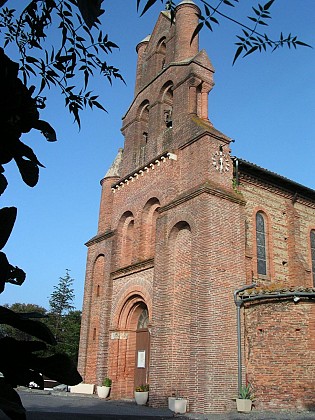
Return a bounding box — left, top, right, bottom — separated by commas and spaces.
235, 157, 315, 201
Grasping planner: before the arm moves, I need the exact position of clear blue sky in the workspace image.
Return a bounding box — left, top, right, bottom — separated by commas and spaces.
1, 0, 314, 310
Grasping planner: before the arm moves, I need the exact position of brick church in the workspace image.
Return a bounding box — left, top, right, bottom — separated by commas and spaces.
78, 0, 315, 413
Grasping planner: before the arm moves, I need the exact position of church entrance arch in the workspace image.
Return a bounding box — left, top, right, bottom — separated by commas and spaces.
114, 294, 150, 397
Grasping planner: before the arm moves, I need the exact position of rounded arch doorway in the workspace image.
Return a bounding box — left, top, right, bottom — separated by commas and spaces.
112, 294, 151, 398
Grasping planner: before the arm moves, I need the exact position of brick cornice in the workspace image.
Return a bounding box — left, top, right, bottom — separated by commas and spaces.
159, 181, 245, 213
111, 258, 154, 280
85, 230, 115, 247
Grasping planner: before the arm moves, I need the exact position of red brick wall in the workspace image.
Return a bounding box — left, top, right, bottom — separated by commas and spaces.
245, 301, 315, 410
240, 174, 315, 287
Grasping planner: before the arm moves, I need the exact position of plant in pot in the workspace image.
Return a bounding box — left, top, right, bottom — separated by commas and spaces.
168, 390, 188, 414
134, 384, 149, 405
97, 377, 112, 399
236, 383, 254, 413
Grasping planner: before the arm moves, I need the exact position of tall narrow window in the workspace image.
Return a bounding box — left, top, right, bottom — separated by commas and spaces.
311, 230, 315, 286
256, 212, 267, 276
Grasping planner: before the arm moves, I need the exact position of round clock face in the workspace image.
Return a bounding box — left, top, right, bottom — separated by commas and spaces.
212, 150, 230, 173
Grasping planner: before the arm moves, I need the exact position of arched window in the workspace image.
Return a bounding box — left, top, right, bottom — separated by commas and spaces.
156, 37, 166, 71
138, 101, 150, 165
311, 230, 315, 286
141, 197, 160, 259
256, 212, 267, 276
117, 211, 135, 267
137, 308, 149, 329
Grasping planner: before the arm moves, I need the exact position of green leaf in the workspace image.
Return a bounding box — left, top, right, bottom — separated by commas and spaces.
204, 4, 210, 17
205, 21, 212, 31
35, 353, 82, 385
77, 0, 104, 28
263, 0, 275, 11
33, 120, 57, 142
0, 207, 17, 250
14, 157, 40, 187
248, 16, 257, 23
223, 0, 235, 6
0, 173, 8, 196
232, 45, 243, 65
25, 56, 39, 64
92, 100, 107, 112
295, 40, 312, 48
191, 22, 204, 44
243, 45, 259, 57
140, 0, 158, 17
0, 307, 56, 344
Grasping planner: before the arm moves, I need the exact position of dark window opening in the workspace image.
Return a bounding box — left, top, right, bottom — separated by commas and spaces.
256, 212, 267, 276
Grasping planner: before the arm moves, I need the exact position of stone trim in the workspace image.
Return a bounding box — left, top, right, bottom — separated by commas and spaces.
111, 258, 154, 280
159, 181, 245, 213
111, 152, 177, 193
85, 230, 115, 247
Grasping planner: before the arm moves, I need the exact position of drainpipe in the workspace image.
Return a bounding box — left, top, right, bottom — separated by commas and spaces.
234, 283, 256, 397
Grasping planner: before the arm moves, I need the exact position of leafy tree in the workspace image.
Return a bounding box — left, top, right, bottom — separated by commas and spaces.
46, 309, 82, 364
49, 269, 75, 318
46, 270, 81, 363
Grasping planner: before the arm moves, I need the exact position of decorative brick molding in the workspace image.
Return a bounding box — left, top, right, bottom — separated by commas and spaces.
111, 152, 177, 193
159, 181, 245, 213
85, 230, 114, 247
111, 258, 154, 280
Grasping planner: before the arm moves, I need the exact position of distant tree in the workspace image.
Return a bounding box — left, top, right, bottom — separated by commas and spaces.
46, 309, 82, 364
47, 270, 81, 363
49, 269, 75, 317
48, 269, 75, 342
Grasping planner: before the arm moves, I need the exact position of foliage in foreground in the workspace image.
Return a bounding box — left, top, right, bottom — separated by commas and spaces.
138, 0, 311, 65
0, 1, 311, 418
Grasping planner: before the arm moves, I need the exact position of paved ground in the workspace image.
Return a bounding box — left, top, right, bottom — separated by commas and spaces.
0, 389, 315, 419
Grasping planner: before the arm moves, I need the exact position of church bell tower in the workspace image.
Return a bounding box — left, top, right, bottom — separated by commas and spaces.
79, 1, 246, 413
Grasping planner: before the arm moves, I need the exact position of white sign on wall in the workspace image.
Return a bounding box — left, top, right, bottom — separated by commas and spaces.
137, 350, 146, 368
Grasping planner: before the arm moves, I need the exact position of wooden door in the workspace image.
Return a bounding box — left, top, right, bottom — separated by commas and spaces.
134, 328, 150, 387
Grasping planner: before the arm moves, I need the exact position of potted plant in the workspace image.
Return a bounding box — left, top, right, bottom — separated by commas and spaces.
97, 377, 112, 399
236, 383, 254, 413
168, 396, 187, 414
134, 384, 149, 405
